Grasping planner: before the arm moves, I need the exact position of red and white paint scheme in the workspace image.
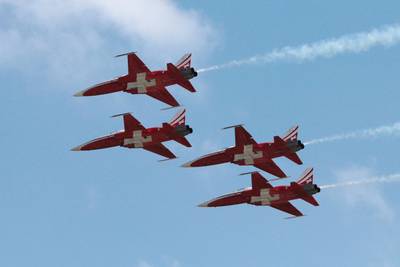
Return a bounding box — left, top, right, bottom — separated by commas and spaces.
74, 53, 197, 107
182, 125, 305, 178
199, 168, 320, 217
71, 109, 193, 159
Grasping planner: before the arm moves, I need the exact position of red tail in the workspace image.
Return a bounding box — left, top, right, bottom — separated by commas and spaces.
297, 168, 314, 185
175, 53, 192, 69
169, 109, 186, 127
282, 125, 299, 142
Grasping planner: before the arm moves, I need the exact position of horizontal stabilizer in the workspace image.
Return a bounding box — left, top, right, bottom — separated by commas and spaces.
167, 63, 196, 92
300, 195, 319, 206
285, 152, 303, 165
173, 136, 192, 147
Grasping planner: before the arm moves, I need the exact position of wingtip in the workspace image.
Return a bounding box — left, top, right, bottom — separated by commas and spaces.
158, 157, 178, 162
222, 124, 244, 130
115, 51, 137, 58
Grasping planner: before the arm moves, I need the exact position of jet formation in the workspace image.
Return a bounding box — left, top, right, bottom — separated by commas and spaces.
72, 52, 320, 218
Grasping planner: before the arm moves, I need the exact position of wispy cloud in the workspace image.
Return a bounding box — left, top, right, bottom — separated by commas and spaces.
0, 0, 216, 83
198, 23, 400, 72
304, 121, 400, 145
327, 166, 396, 222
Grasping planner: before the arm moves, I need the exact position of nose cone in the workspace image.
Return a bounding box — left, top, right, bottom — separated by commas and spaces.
198, 200, 212, 207
181, 160, 195, 167
71, 144, 85, 151
73, 89, 87, 97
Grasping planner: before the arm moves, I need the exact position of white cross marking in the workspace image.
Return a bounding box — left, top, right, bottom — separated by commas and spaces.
233, 144, 263, 164
126, 73, 156, 93
250, 189, 279, 205
123, 130, 152, 147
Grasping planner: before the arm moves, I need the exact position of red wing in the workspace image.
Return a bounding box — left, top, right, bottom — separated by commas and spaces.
270, 202, 303, 217
235, 126, 257, 146
254, 160, 287, 178
122, 114, 145, 132
147, 88, 179, 107
143, 144, 176, 159
251, 172, 273, 189
182, 150, 231, 167
127, 53, 151, 75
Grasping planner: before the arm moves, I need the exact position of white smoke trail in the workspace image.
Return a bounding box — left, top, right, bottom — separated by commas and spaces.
321, 173, 400, 189
198, 24, 400, 73
304, 122, 400, 145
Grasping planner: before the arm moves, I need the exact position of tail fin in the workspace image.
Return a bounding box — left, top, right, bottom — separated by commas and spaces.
169, 109, 186, 127
282, 125, 299, 142
297, 168, 314, 185
175, 53, 191, 69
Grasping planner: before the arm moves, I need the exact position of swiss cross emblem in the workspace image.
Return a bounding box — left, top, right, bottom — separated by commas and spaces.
126, 72, 156, 93
250, 189, 279, 205
233, 144, 263, 164
123, 130, 152, 148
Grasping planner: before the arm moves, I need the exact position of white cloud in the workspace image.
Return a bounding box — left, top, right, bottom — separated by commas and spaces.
0, 0, 216, 83
137, 260, 154, 267
333, 166, 395, 222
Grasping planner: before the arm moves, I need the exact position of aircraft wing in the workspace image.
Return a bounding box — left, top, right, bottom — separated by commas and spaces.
270, 202, 303, 217
182, 150, 231, 167
143, 144, 176, 159
127, 53, 151, 75
251, 172, 273, 189
112, 113, 145, 132
254, 160, 287, 178
147, 88, 179, 107
235, 125, 257, 146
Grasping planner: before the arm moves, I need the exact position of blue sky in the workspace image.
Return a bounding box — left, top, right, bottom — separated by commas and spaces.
1, 1, 400, 267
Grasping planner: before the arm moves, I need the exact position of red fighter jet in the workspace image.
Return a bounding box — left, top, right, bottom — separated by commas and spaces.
71, 109, 192, 160
74, 53, 197, 107
198, 168, 320, 217
182, 125, 305, 178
